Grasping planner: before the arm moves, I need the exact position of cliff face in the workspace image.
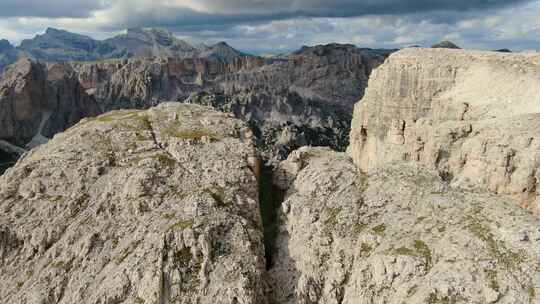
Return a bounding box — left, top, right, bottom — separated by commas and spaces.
270, 147, 540, 303
0, 103, 266, 304
72, 56, 265, 110
348, 48, 540, 216
0, 58, 100, 149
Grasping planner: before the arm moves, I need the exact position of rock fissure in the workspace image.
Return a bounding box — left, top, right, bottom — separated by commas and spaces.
258, 164, 286, 270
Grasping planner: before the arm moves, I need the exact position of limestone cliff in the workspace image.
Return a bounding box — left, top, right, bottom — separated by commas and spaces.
0, 58, 100, 149
270, 147, 540, 303
348, 48, 540, 216
0, 103, 266, 304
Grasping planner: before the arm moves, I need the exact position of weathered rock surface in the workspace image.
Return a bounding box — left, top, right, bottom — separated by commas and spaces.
270, 147, 540, 303
0, 58, 100, 149
348, 48, 540, 216
0, 103, 267, 304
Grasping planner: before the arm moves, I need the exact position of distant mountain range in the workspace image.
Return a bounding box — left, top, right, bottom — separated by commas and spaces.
0, 27, 249, 73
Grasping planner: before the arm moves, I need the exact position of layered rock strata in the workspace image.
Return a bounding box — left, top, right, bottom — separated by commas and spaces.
0, 58, 100, 149
348, 48, 540, 216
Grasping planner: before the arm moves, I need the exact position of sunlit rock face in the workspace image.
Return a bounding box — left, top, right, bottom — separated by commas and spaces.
348, 48, 540, 216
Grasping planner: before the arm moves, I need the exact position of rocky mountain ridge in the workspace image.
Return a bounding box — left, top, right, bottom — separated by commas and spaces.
0, 43, 391, 168
73, 43, 390, 165
15, 27, 250, 64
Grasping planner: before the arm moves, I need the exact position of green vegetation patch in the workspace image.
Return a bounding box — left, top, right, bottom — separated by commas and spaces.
393, 240, 432, 269
174, 248, 193, 268
154, 153, 177, 168
484, 268, 500, 292
325, 207, 343, 226
202, 186, 229, 207
467, 217, 527, 270
163, 123, 218, 141
359, 243, 373, 256
372, 224, 386, 236
167, 219, 194, 232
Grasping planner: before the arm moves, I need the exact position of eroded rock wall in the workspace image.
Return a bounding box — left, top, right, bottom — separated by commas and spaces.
0, 58, 100, 148
348, 48, 540, 216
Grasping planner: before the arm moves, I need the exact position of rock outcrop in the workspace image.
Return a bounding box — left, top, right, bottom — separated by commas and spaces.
270, 147, 540, 303
348, 48, 540, 216
0, 41, 390, 170
0, 103, 267, 304
0, 58, 100, 149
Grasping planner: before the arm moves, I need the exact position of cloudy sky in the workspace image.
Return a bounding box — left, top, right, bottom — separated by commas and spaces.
0, 0, 538, 53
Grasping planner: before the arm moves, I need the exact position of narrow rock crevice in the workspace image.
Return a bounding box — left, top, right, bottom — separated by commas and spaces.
258, 164, 285, 270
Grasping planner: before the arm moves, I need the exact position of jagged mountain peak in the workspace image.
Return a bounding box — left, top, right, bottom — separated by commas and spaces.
199, 41, 249, 61
0, 39, 13, 51
5, 28, 250, 63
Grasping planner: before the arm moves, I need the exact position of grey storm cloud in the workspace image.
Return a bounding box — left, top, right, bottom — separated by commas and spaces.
190, 0, 530, 16
0, 0, 107, 18
0, 0, 532, 23
93, 0, 534, 32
